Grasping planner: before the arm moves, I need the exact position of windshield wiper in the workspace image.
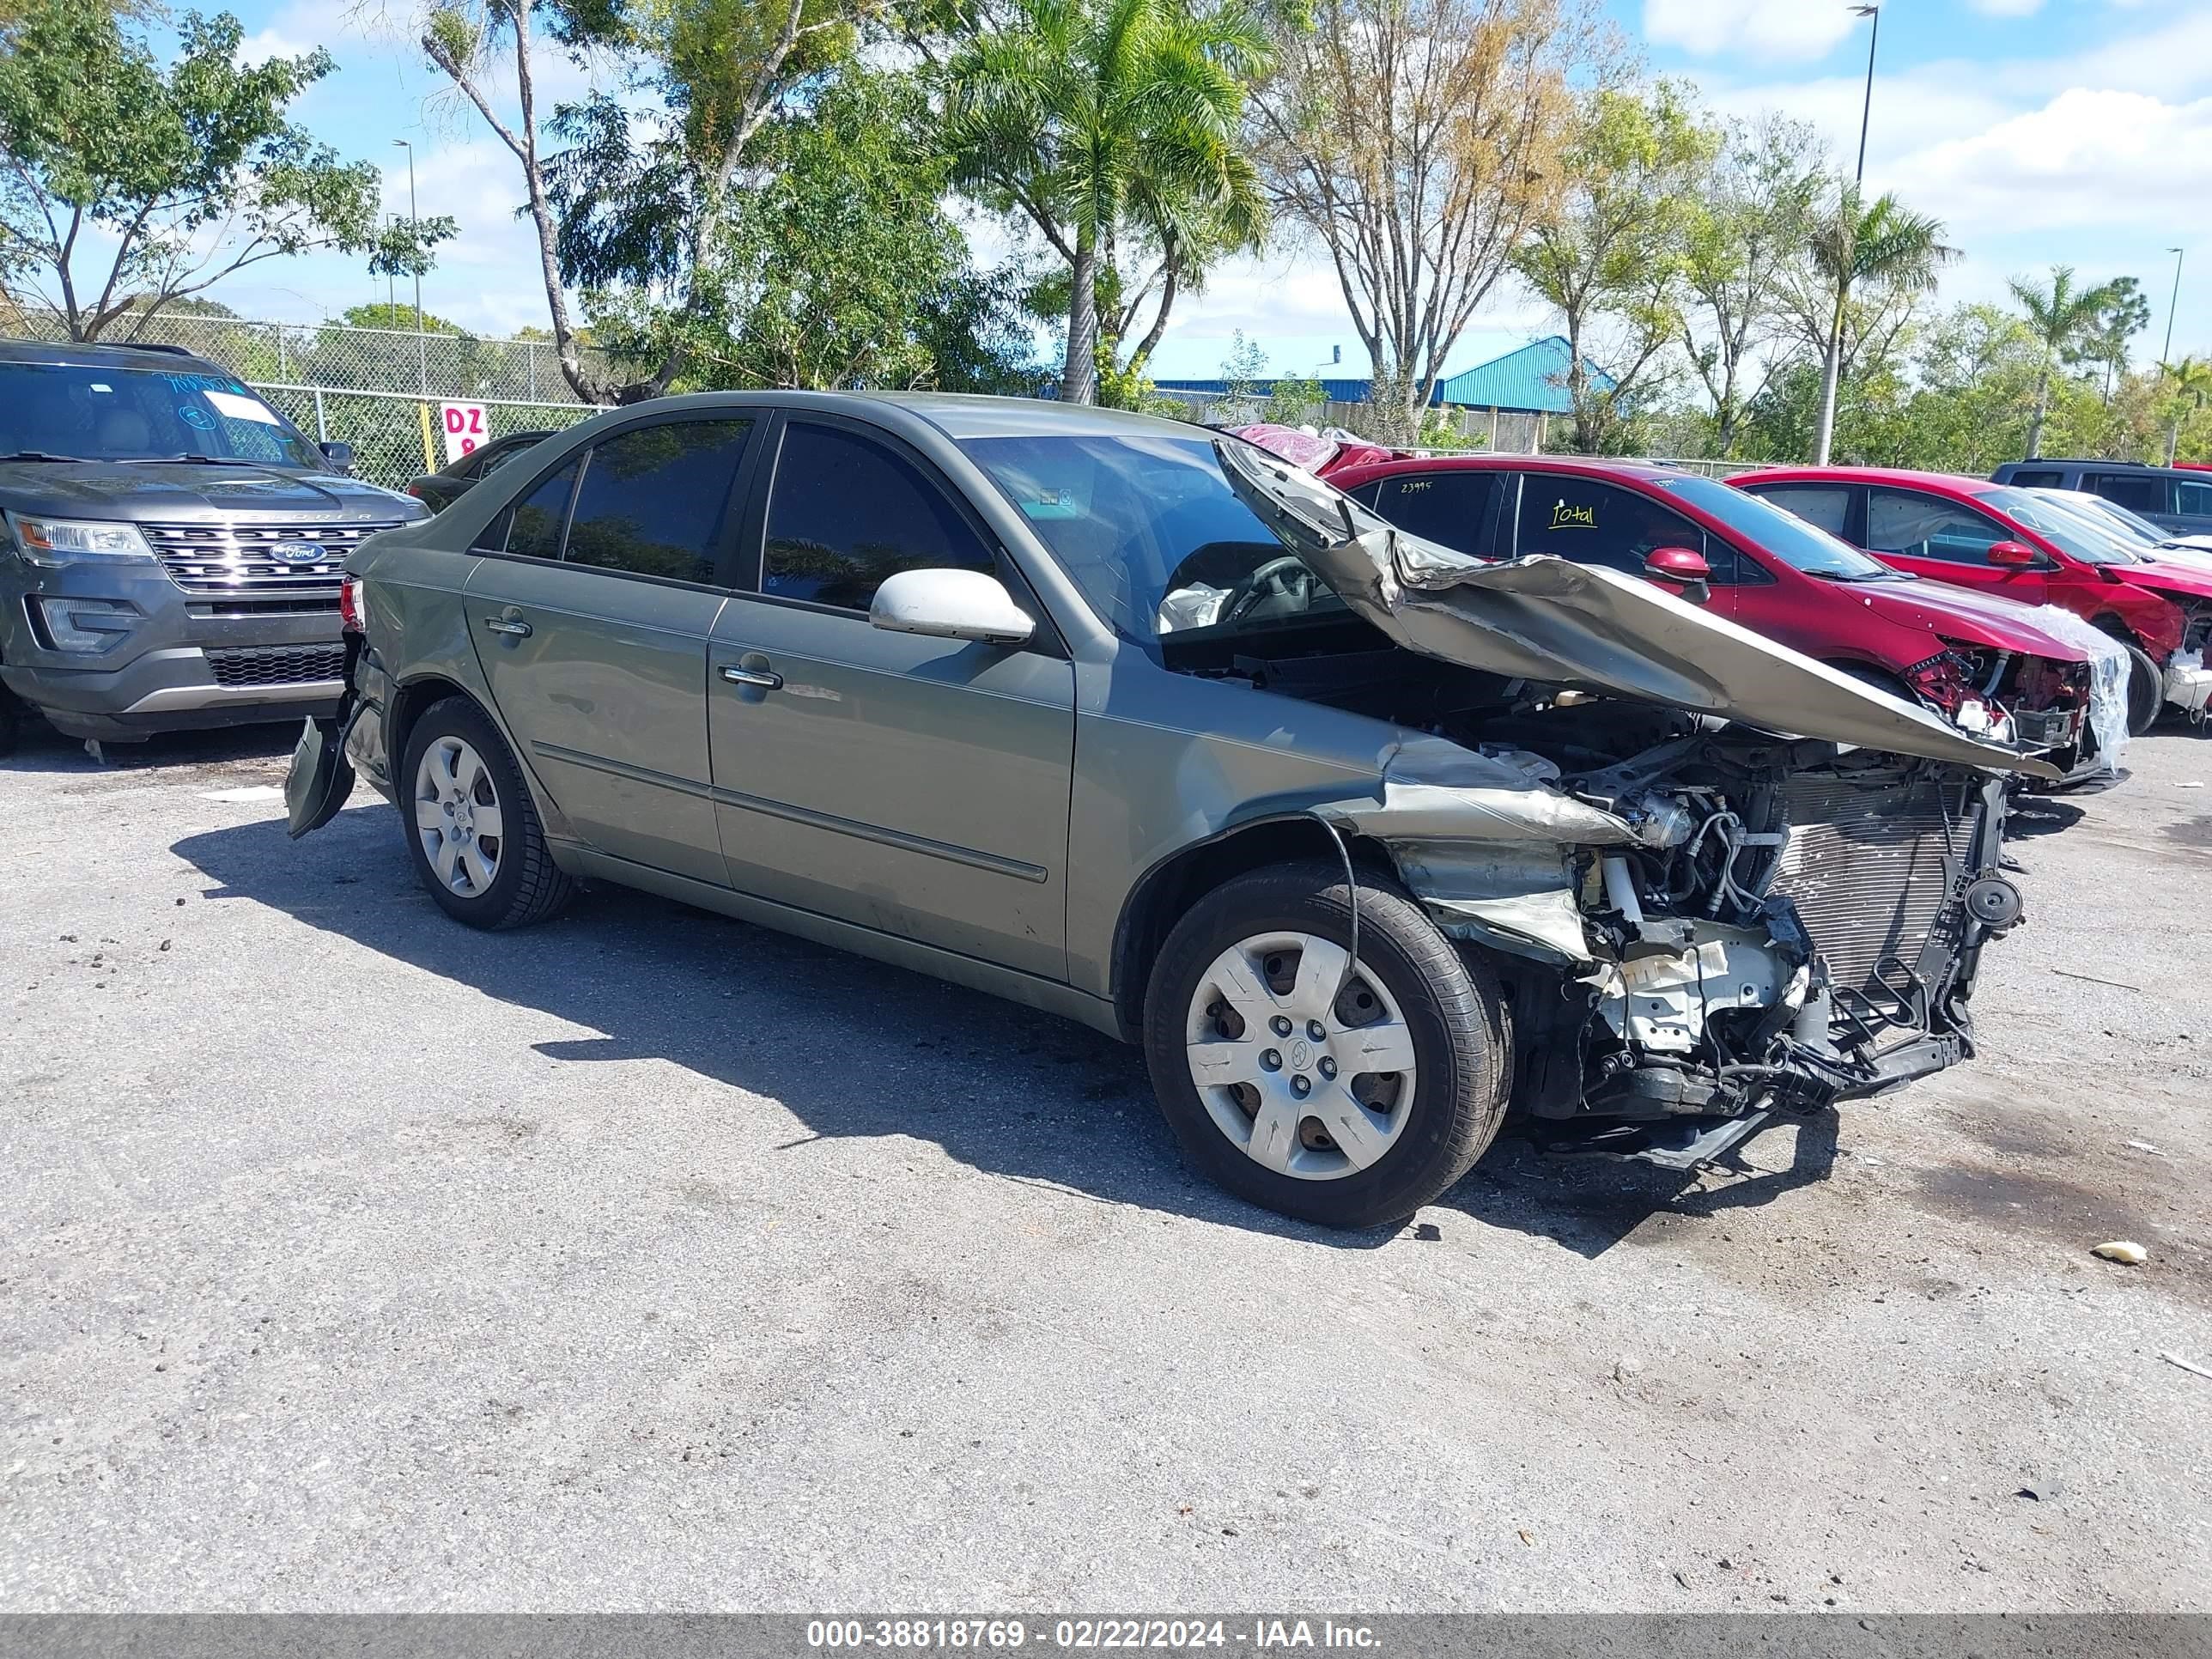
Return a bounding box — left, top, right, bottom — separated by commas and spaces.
117, 453, 265, 467
0, 451, 88, 463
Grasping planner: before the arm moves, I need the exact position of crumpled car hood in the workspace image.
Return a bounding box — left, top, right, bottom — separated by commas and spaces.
1217, 440, 2058, 781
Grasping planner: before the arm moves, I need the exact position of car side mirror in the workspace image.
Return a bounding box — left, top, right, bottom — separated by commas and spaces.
1987, 539, 2037, 568
1643, 544, 1711, 605
319, 441, 355, 474
869, 568, 1036, 646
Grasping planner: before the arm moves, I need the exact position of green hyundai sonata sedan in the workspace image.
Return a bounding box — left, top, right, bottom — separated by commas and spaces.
289, 392, 2045, 1228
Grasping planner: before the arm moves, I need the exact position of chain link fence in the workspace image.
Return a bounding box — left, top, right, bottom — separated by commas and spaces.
12, 307, 613, 489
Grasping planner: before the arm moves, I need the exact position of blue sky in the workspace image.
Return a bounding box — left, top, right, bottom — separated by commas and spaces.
185, 0, 2212, 386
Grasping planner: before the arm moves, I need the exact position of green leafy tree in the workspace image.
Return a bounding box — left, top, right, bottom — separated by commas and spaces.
942, 0, 1271, 405
2008, 264, 2126, 459
1807, 185, 1955, 465
2070, 274, 2150, 407
2160, 355, 2212, 465
0, 0, 440, 340
1262, 369, 1325, 425
1674, 112, 1823, 457
1511, 79, 1716, 453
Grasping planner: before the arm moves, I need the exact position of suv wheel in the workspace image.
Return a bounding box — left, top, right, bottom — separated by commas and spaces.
1141, 860, 1509, 1229
0, 682, 21, 758
399, 696, 574, 929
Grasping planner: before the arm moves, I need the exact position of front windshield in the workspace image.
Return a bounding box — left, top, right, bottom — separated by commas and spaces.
1984, 485, 2143, 567
1656, 473, 1894, 580
957, 431, 1346, 646
0, 361, 324, 468
2032, 488, 2163, 547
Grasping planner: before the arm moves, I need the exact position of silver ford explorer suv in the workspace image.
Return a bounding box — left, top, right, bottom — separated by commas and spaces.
0, 338, 428, 753
287, 392, 2048, 1229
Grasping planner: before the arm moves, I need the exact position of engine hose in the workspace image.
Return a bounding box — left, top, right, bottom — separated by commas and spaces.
1308, 810, 1359, 1000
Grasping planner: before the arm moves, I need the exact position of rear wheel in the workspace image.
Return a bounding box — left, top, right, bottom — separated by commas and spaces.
1141, 861, 1509, 1229
0, 681, 21, 758
399, 696, 573, 929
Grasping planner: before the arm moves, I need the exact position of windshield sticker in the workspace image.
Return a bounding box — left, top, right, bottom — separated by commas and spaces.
89, 383, 112, 393
204, 388, 282, 425
177, 403, 216, 430
1550, 500, 1595, 531
161, 371, 232, 393
1018, 483, 1089, 520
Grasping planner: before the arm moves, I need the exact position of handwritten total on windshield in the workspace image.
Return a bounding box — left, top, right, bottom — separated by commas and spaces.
1550, 500, 1595, 531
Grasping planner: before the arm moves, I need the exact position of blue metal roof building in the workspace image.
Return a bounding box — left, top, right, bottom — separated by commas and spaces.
1154, 336, 1611, 414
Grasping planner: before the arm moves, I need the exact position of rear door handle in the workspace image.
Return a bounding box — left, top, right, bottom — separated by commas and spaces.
483, 616, 532, 638
720, 665, 783, 690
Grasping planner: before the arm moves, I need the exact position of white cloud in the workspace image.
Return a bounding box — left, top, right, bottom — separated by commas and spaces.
1903, 88, 2212, 233
1643, 0, 1863, 62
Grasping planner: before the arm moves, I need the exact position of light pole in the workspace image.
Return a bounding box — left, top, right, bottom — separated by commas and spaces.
392, 138, 425, 393
1850, 3, 1881, 185
2161, 246, 2185, 367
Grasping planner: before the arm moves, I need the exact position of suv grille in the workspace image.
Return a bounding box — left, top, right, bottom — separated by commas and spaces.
142, 520, 404, 592
207, 645, 348, 688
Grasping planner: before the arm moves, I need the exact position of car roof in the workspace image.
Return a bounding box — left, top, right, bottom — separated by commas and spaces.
572, 388, 1207, 445
1744, 465, 2002, 495
1332, 453, 1689, 485
1998, 457, 2161, 472
0, 336, 226, 374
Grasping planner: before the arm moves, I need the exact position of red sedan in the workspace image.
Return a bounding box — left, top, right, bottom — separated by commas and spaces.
1309, 449, 2105, 772
1737, 467, 2212, 733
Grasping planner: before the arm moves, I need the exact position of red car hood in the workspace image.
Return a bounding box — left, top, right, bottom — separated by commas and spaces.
2117, 557, 2212, 605
1847, 575, 2089, 660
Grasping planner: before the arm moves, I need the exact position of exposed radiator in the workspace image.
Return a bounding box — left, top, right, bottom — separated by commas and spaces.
1767, 774, 1972, 998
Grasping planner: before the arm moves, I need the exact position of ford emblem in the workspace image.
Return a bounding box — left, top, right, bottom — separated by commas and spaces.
269, 539, 328, 566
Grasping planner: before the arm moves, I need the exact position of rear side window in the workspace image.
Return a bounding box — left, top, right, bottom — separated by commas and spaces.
763, 422, 994, 611
501, 460, 579, 561
1363, 471, 1503, 557
564, 419, 751, 584
1749, 483, 1853, 538
1866, 488, 2008, 564
2173, 478, 2212, 516
2089, 472, 2164, 514
1514, 476, 1704, 578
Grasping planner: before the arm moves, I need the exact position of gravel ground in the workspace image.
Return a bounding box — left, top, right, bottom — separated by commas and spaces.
1, 717, 2207, 1613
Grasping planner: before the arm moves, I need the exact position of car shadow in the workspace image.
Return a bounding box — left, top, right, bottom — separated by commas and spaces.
2, 715, 297, 775
172, 800, 1833, 1256
2005, 795, 2086, 840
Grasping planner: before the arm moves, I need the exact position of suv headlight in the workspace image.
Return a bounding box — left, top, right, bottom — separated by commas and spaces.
5, 513, 155, 566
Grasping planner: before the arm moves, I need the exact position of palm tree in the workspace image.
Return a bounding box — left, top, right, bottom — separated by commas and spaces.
2161, 355, 2212, 465
942, 0, 1269, 404
2009, 265, 2124, 459
1809, 186, 1956, 465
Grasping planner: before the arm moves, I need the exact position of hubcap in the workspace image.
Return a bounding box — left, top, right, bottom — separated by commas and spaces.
1183, 931, 1418, 1182
413, 736, 505, 896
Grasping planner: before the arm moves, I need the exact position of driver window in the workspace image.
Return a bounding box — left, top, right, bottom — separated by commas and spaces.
1867, 489, 2008, 565
764, 422, 995, 611
1514, 477, 1704, 578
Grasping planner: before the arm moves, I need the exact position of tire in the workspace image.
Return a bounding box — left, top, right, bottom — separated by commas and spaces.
398, 696, 574, 929
1141, 860, 1509, 1229
0, 682, 21, 758
2118, 642, 2162, 736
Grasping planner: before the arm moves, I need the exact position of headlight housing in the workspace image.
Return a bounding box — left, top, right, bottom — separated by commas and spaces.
5, 513, 155, 566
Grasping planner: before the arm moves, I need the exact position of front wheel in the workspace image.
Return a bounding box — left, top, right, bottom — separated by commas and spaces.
2118, 642, 2162, 735
1141, 861, 1510, 1229
398, 696, 574, 929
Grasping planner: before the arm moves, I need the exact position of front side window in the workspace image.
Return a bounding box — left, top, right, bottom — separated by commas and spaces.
564, 420, 750, 584
957, 431, 1346, 645
2089, 472, 2165, 514
764, 423, 994, 611
502, 460, 579, 562
2173, 477, 2212, 517
1514, 477, 1704, 578
1866, 489, 2013, 566
1360, 470, 1504, 558
0, 360, 323, 468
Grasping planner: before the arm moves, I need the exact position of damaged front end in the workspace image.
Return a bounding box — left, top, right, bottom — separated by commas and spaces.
1216, 439, 2041, 1167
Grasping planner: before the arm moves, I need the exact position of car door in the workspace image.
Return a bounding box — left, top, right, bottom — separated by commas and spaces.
1510, 470, 1716, 580
465, 413, 759, 888
1863, 485, 2050, 605
705, 413, 1076, 982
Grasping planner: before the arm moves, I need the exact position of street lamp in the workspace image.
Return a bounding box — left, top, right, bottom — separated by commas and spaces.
1850, 3, 1881, 186
2162, 246, 2185, 367
392, 138, 426, 395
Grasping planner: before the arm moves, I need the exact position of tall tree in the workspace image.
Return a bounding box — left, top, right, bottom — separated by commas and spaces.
2008, 264, 2124, 459
1251, 0, 1607, 441
418, 0, 861, 404
2160, 354, 2212, 465
1510, 79, 1713, 453
2072, 274, 2150, 407
1808, 185, 1954, 466
1674, 112, 1822, 457
941, 0, 1270, 406
0, 0, 443, 340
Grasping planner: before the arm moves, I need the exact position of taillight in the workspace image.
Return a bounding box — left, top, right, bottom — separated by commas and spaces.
339, 575, 366, 635
405, 483, 423, 498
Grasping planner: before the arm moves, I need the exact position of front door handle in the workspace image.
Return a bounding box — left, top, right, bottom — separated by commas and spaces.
483, 616, 532, 638
720, 664, 783, 690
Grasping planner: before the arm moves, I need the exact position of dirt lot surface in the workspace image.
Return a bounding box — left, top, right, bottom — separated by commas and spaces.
2, 718, 2207, 1612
